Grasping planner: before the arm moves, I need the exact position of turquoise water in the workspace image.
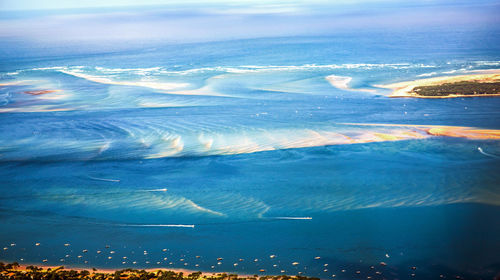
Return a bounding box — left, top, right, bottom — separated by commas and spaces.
1, 31, 500, 279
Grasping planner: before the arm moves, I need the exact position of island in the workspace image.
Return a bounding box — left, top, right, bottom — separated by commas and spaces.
377, 70, 500, 98
0, 262, 321, 280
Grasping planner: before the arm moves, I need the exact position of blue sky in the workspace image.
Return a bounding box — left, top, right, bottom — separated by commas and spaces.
0, 0, 421, 11
0, 0, 499, 47
1, 0, 499, 12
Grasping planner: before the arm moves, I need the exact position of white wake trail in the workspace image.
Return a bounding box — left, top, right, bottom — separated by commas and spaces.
141, 188, 168, 192
478, 147, 500, 159
87, 176, 120, 182
118, 224, 195, 228
271, 217, 312, 220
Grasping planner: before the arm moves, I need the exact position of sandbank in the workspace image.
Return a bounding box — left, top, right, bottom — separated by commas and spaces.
325, 75, 376, 93
338, 123, 500, 140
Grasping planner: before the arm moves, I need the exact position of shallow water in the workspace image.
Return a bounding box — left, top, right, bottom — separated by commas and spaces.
1, 31, 500, 279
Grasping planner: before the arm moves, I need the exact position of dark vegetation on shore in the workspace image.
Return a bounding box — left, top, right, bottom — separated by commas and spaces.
412, 81, 500, 96
0, 263, 320, 280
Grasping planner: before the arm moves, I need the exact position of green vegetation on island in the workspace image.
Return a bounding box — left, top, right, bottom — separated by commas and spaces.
411, 81, 500, 97
0, 262, 320, 280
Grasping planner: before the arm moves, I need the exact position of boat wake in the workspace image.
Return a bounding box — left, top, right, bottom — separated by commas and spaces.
478, 147, 500, 159
270, 217, 312, 220
87, 176, 120, 182
118, 224, 195, 228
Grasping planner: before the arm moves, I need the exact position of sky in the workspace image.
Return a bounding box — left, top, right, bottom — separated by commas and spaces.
0, 0, 499, 53
0, 0, 435, 11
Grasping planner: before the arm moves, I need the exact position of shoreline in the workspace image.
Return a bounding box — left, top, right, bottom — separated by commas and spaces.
391, 93, 500, 99
1, 262, 258, 278
376, 69, 500, 98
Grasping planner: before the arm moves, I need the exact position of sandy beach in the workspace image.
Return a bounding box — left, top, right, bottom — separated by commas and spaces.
377, 69, 500, 98
2, 262, 257, 278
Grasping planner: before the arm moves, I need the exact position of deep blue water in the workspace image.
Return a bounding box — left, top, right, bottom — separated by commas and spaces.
1, 30, 500, 280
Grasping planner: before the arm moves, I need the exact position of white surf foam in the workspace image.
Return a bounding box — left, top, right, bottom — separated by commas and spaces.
416, 72, 438, 77
28, 63, 440, 78
59, 70, 189, 91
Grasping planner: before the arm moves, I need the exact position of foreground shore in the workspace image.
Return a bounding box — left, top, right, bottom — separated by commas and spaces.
0, 262, 320, 280
378, 69, 500, 98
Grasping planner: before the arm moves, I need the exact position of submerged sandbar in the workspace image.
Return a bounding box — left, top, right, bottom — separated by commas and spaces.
378, 69, 500, 98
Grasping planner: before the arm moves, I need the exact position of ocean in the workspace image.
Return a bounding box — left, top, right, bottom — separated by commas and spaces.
1, 27, 500, 279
